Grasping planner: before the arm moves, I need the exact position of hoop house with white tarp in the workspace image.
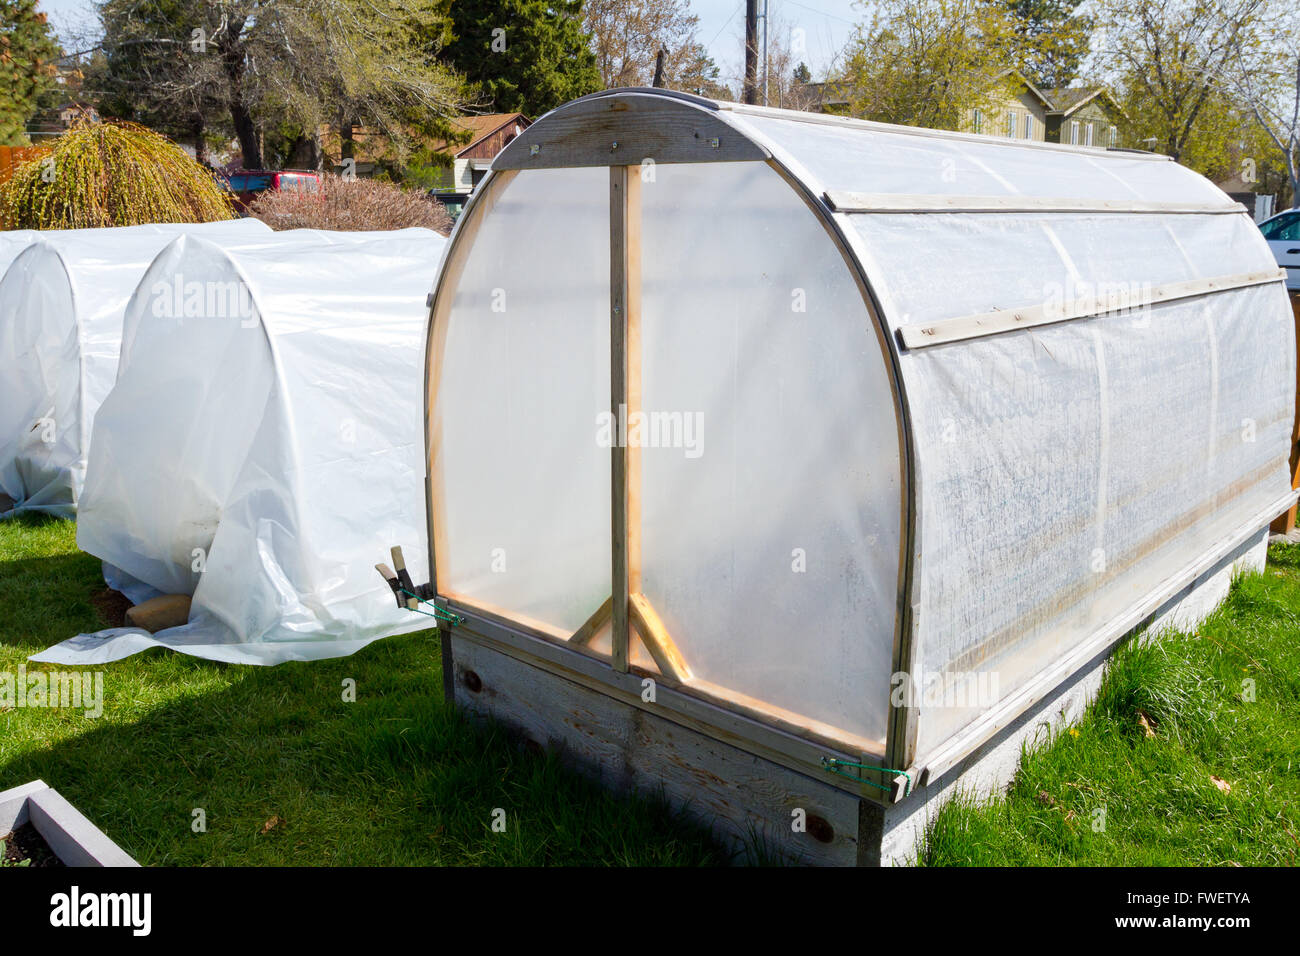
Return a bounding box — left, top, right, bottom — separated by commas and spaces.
33, 228, 446, 666
418, 89, 1296, 864
0, 230, 38, 273
0, 219, 272, 517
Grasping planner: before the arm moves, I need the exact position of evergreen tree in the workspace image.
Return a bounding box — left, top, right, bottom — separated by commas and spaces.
446, 0, 602, 117
0, 0, 60, 145
1000, 0, 1093, 89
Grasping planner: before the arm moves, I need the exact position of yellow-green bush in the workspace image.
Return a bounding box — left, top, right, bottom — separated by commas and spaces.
0, 120, 235, 229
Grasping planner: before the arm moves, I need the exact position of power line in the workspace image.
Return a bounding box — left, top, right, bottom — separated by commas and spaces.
706, 6, 742, 50
779, 0, 860, 27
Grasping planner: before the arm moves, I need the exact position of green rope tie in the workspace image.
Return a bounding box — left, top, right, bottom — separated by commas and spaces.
399, 588, 465, 626
822, 757, 912, 797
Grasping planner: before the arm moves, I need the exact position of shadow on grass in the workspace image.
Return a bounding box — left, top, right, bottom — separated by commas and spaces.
1, 514, 727, 866
0, 517, 109, 652
0, 629, 727, 867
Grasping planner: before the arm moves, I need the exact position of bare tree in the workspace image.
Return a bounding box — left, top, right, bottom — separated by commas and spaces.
92, 0, 467, 170
584, 0, 709, 89
1093, 0, 1276, 163
832, 0, 1020, 129
760, 15, 823, 111
1222, 7, 1300, 208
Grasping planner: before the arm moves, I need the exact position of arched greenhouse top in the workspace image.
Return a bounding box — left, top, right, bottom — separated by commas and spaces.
424, 88, 1294, 784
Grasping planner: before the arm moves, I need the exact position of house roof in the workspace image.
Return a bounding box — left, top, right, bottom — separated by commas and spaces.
991, 69, 1054, 109
429, 113, 531, 157
1042, 86, 1126, 119
811, 70, 1054, 113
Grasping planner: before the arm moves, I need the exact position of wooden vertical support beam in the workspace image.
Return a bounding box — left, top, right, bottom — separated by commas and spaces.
1271, 291, 1300, 534
625, 168, 643, 598
610, 166, 631, 672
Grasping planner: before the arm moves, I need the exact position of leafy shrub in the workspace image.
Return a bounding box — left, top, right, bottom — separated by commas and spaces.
0, 120, 235, 228
249, 174, 452, 235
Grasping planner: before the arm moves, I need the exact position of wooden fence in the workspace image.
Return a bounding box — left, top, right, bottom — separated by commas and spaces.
0, 145, 51, 185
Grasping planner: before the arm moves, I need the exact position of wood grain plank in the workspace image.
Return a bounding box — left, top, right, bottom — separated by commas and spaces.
450, 635, 863, 865
569, 597, 613, 647
629, 592, 693, 682
494, 93, 768, 170
610, 165, 631, 673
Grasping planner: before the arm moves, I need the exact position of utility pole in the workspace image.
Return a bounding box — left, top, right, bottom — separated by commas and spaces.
761, 0, 769, 106
743, 0, 758, 105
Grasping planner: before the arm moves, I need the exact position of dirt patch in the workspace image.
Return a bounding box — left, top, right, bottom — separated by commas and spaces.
2, 823, 64, 867
91, 588, 130, 628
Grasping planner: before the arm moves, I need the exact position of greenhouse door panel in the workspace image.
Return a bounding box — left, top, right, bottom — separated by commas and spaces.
631, 162, 901, 745
431, 167, 613, 640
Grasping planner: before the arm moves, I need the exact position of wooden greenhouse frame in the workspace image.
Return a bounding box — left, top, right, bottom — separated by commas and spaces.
420, 89, 1296, 864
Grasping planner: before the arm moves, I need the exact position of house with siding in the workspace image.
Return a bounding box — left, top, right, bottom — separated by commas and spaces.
808, 71, 1053, 143
965, 71, 1053, 142
1042, 87, 1127, 148
805, 74, 1128, 153
427, 113, 532, 193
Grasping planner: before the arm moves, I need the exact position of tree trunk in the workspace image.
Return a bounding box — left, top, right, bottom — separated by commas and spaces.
222, 23, 262, 169
191, 114, 207, 165
287, 133, 322, 171
227, 98, 261, 169
340, 109, 355, 162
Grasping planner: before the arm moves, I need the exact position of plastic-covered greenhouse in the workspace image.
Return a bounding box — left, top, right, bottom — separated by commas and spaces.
0, 219, 272, 517
421, 89, 1296, 861
34, 228, 446, 666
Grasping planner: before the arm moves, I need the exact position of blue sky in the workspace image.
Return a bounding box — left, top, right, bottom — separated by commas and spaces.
687, 0, 863, 84
37, 0, 864, 85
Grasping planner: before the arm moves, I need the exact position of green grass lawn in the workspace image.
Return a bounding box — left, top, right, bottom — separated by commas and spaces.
920, 541, 1300, 866
0, 513, 724, 865
3, 514, 1298, 866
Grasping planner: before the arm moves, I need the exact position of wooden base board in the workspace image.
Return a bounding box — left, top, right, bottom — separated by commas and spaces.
442, 525, 1269, 866
447, 632, 869, 865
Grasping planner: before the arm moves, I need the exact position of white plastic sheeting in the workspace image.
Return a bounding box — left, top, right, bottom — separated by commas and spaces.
635, 161, 899, 743
431, 163, 902, 744
431, 167, 612, 637
31, 228, 446, 666
728, 100, 1296, 761
0, 219, 272, 516
429, 90, 1295, 767
831, 205, 1292, 757
728, 108, 1230, 205
0, 230, 39, 274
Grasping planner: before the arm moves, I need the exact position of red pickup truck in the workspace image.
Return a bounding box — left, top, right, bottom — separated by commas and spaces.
223, 170, 320, 213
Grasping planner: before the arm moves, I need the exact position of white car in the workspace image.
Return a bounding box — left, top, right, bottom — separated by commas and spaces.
1260, 209, 1300, 291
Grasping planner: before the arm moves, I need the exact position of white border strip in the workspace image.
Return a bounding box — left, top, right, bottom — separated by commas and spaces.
898, 269, 1286, 350
825, 190, 1245, 215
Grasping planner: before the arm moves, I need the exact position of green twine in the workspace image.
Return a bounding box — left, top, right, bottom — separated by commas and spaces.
822, 757, 912, 797
399, 588, 465, 627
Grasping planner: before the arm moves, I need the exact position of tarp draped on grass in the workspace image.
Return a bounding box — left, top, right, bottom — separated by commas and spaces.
32, 228, 446, 665
0, 220, 273, 517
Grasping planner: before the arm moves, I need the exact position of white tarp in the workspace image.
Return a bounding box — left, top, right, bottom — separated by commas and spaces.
0, 219, 272, 516
32, 227, 446, 665
728, 106, 1295, 758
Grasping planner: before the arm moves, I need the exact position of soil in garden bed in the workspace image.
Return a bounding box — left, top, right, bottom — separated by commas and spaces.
2, 823, 65, 867
92, 587, 130, 628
